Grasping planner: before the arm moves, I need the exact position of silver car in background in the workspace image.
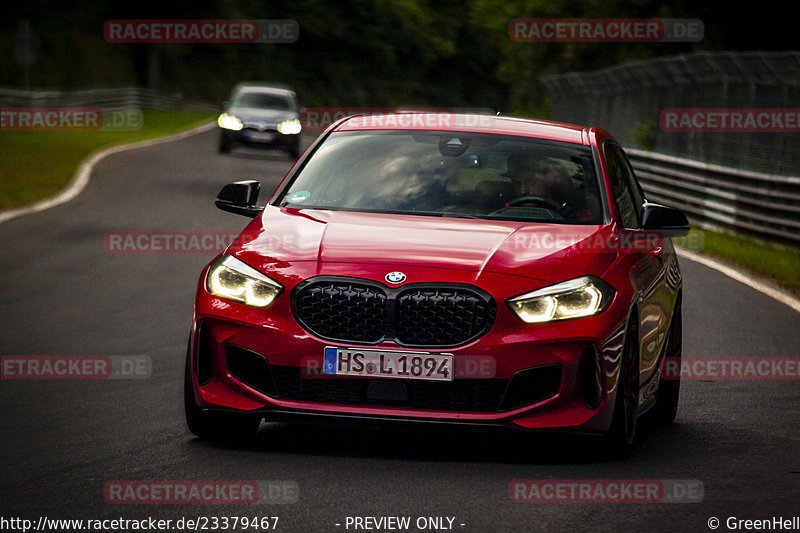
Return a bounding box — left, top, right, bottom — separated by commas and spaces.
217, 83, 302, 158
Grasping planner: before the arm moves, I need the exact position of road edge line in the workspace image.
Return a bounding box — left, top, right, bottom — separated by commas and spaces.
0, 120, 216, 226
676, 245, 800, 315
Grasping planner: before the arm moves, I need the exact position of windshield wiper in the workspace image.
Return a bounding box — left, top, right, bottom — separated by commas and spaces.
441, 213, 486, 219
406, 210, 486, 219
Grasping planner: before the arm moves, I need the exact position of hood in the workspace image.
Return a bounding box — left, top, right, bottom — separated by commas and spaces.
231, 207, 617, 284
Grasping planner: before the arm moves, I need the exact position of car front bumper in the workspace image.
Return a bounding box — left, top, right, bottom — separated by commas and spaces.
220, 127, 300, 150
188, 264, 632, 435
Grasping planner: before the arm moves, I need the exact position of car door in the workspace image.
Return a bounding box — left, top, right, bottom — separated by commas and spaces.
604, 142, 670, 384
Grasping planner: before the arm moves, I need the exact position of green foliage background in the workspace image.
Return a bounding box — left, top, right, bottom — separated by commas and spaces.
1, 0, 794, 115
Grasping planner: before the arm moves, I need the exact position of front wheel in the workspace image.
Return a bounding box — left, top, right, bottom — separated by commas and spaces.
287, 139, 301, 159
651, 297, 682, 424
218, 134, 232, 153
602, 318, 640, 458
184, 339, 261, 441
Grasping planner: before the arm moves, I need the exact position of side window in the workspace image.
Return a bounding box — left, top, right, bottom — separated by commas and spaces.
604, 144, 640, 229
618, 149, 646, 212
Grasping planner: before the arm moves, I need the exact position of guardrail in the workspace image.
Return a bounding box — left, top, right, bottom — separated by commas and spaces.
627, 148, 800, 246
0, 87, 218, 114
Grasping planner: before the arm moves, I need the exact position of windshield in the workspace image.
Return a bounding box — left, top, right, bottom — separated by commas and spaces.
277, 130, 603, 224
231, 91, 295, 111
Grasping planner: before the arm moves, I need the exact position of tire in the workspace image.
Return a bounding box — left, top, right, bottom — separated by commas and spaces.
603, 318, 640, 458
218, 134, 232, 153
651, 297, 682, 424
288, 139, 301, 159
184, 339, 261, 441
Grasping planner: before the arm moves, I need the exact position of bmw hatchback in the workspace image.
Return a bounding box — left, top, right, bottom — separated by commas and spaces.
185, 113, 689, 457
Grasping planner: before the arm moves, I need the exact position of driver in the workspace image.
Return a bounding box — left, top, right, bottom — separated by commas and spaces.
505, 152, 589, 218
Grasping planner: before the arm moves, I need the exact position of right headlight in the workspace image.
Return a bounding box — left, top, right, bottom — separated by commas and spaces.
206, 255, 282, 308
507, 276, 615, 324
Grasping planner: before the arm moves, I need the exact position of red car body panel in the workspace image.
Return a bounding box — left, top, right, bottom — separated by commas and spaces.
189, 114, 682, 435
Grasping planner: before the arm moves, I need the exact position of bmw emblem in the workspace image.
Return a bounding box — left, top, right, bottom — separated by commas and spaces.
385, 271, 406, 284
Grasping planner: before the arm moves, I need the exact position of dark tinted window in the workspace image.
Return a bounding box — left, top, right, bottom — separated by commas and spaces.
618, 148, 646, 211
604, 143, 640, 228
232, 91, 295, 111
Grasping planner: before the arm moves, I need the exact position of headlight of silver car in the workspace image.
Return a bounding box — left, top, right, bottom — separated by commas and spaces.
507, 276, 615, 324
276, 118, 302, 135
218, 113, 243, 131
206, 255, 282, 307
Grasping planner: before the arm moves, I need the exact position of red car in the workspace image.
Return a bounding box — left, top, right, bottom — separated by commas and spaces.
185, 113, 689, 457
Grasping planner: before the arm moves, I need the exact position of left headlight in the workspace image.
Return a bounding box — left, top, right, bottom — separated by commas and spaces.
218, 113, 243, 131
206, 255, 282, 308
277, 118, 302, 135
507, 276, 615, 324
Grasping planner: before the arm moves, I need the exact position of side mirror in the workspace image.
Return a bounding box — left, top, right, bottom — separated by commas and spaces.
641, 202, 690, 238
215, 180, 263, 217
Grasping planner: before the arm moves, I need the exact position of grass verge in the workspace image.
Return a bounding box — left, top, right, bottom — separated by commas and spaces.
675, 225, 800, 299
0, 110, 214, 210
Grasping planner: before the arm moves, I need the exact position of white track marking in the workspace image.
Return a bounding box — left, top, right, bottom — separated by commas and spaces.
677, 246, 800, 315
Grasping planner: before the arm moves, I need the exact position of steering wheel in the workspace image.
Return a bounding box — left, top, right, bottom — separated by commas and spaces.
489, 195, 567, 219
504, 195, 564, 211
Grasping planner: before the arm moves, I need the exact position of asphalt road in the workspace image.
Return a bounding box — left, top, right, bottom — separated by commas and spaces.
1, 127, 799, 533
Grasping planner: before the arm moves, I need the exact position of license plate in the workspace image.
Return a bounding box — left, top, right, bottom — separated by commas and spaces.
324, 347, 453, 382
247, 131, 275, 142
